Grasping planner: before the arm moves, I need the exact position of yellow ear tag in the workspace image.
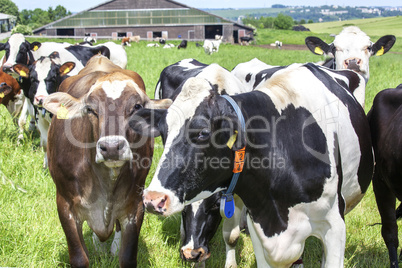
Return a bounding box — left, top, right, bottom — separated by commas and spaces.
63, 67, 70, 74
226, 130, 238, 149
57, 104, 69, 119
19, 70, 27, 77
0, 92, 4, 98
376, 46, 384, 56
33, 45, 39, 51
314, 47, 324, 55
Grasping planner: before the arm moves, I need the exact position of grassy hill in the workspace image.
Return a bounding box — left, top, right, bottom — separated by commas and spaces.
304, 16, 402, 37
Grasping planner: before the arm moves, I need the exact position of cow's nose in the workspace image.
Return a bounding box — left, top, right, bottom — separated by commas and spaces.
2, 64, 12, 73
344, 58, 361, 71
98, 138, 127, 160
180, 247, 210, 262
143, 191, 169, 215
34, 95, 46, 106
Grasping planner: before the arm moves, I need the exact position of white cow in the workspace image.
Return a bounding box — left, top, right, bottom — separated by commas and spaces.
203, 36, 223, 55
305, 26, 395, 83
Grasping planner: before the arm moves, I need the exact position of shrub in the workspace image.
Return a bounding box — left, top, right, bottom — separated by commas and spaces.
11, 24, 33, 35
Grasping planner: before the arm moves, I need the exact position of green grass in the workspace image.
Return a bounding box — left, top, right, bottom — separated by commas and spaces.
0, 35, 402, 267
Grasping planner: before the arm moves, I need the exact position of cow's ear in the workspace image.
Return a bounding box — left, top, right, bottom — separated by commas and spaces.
43, 92, 83, 119
59, 62, 76, 77
305, 36, 333, 56
0, 43, 5, 51
30, 42, 41, 51
49, 51, 60, 59
145, 98, 173, 109
371, 35, 396, 56
129, 108, 165, 137
13, 64, 30, 78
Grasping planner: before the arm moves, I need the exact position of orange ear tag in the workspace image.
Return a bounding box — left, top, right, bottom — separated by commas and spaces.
233, 147, 246, 173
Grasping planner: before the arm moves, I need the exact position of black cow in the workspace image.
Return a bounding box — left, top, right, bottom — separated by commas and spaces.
367, 84, 402, 268
178, 40, 187, 49
240, 36, 253, 45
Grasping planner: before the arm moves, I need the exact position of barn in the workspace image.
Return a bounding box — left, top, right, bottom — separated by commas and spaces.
33, 0, 254, 43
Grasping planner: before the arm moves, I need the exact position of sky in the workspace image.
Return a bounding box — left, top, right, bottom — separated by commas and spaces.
11, 0, 400, 13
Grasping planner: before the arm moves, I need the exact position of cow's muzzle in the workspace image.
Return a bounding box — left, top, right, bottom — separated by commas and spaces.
344, 58, 362, 72
143, 191, 170, 215
96, 135, 132, 167
180, 247, 211, 263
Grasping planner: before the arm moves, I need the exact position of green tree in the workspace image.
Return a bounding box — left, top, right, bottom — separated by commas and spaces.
0, 0, 19, 17
308, 19, 314, 23
300, 19, 306, 24
273, 13, 294, 30
19, 9, 32, 25
54, 5, 71, 20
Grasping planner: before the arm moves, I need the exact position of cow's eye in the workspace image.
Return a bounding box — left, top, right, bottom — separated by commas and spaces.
129, 104, 143, 115
198, 128, 211, 141
84, 105, 97, 117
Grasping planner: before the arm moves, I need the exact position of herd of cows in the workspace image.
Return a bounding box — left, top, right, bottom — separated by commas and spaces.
0, 26, 400, 267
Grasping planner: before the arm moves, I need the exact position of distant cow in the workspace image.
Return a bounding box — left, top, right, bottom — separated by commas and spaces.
203, 36, 223, 55
132, 63, 373, 267
305, 26, 395, 83
121, 35, 140, 46
177, 40, 187, 49
240, 36, 253, 45
43, 55, 172, 267
367, 84, 402, 268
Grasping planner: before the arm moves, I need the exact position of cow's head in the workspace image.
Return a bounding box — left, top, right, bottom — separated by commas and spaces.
0, 33, 40, 74
44, 71, 172, 169
129, 77, 245, 216
13, 52, 75, 106
180, 193, 221, 263
305, 26, 395, 81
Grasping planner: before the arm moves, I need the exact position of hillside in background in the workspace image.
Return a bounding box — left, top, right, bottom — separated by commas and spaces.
205, 5, 402, 23
304, 16, 402, 37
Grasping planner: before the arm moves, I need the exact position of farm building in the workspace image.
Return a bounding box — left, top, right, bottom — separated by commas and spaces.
33, 0, 254, 43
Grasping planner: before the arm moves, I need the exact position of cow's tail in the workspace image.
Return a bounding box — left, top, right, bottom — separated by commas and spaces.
396, 203, 402, 220
154, 81, 161, 99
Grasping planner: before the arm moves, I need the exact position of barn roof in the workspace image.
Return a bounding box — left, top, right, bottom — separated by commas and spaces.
33, 0, 253, 34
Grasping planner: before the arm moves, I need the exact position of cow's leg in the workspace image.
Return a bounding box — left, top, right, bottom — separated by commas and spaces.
118, 202, 145, 267
17, 98, 29, 140
319, 210, 345, 268
27, 100, 36, 131
222, 196, 244, 268
373, 173, 399, 268
110, 220, 122, 256
56, 194, 89, 268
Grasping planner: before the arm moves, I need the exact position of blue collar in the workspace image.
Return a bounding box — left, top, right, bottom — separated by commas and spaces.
220, 94, 246, 219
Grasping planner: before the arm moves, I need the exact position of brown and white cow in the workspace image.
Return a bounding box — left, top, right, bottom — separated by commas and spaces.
0, 69, 23, 126
43, 55, 171, 267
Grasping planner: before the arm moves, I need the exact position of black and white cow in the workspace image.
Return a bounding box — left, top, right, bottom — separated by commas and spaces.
154, 58, 248, 100
130, 63, 374, 267
154, 58, 251, 266
367, 84, 402, 268
305, 26, 395, 84
73, 41, 128, 69
13, 52, 76, 168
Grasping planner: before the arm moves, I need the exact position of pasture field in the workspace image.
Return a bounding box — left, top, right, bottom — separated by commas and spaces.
0, 35, 402, 267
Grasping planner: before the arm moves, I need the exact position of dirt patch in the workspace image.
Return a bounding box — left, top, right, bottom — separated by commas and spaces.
254, 44, 309, 51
